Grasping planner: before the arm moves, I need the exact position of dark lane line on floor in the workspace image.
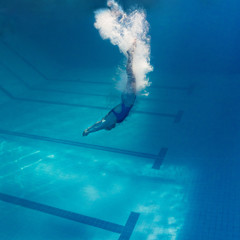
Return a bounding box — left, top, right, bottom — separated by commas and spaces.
0, 85, 13, 98
0, 129, 164, 162
0, 85, 183, 122
0, 61, 190, 103
0, 40, 49, 81
0, 192, 139, 239
42, 78, 193, 93
152, 148, 168, 170
0, 40, 194, 93
0, 61, 30, 89
119, 212, 140, 240
51, 80, 195, 96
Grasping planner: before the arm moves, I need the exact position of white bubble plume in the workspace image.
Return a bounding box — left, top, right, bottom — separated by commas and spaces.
94, 0, 153, 93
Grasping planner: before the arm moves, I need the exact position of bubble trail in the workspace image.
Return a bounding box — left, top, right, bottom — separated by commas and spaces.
94, 0, 153, 94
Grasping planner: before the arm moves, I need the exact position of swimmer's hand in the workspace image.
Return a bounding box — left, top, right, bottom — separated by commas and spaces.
82, 129, 89, 136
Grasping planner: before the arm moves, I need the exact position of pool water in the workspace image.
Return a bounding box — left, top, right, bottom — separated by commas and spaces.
0, 1, 240, 240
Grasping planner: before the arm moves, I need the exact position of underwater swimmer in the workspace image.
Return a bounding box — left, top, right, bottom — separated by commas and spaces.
82, 42, 136, 136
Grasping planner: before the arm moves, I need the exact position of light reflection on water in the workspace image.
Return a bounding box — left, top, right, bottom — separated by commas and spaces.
134, 166, 191, 240
0, 139, 194, 240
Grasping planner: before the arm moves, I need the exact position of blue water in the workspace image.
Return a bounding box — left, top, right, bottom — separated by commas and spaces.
0, 0, 240, 239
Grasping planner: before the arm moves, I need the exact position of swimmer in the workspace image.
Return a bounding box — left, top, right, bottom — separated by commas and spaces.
82, 41, 136, 136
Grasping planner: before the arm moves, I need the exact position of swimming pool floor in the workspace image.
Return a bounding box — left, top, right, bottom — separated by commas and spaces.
0, 35, 240, 240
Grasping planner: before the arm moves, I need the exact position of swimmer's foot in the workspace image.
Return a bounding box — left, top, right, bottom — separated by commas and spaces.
82, 129, 89, 136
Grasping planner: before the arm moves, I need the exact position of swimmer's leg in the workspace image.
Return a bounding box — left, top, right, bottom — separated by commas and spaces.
83, 119, 108, 136
126, 41, 136, 91
83, 109, 117, 136
122, 43, 137, 106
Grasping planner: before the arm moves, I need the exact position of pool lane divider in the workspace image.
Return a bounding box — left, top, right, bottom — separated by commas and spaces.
0, 40, 49, 81
152, 148, 168, 170
0, 61, 192, 103
0, 192, 139, 240
0, 129, 167, 169
0, 40, 194, 93
0, 85, 184, 123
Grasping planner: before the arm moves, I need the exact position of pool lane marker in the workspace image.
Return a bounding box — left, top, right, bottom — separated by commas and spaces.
0, 129, 167, 169
0, 61, 192, 104
0, 40, 194, 93
174, 110, 184, 123
0, 85, 184, 123
152, 148, 168, 170
0, 192, 139, 240
0, 40, 49, 81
